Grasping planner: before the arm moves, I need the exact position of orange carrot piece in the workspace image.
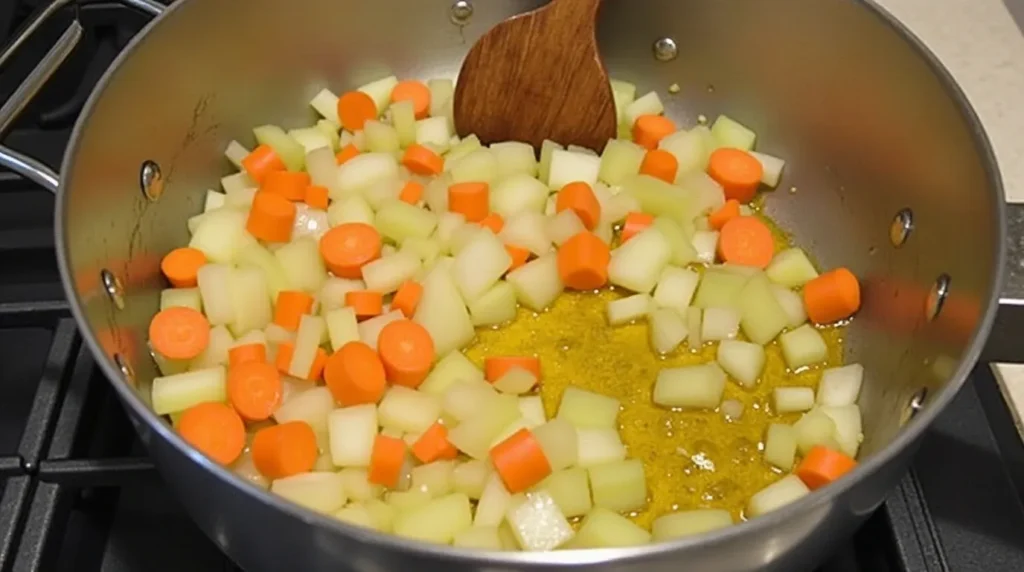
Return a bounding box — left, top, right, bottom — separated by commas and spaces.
161, 247, 207, 288
717, 216, 774, 269
177, 402, 246, 465
708, 199, 741, 230
246, 192, 296, 243
505, 245, 531, 272
479, 213, 504, 234
391, 281, 423, 318
411, 422, 459, 463
632, 115, 677, 149
401, 144, 444, 176
345, 290, 384, 320
273, 291, 314, 331
795, 446, 858, 490
639, 148, 679, 184
307, 347, 329, 381
448, 182, 489, 222
241, 144, 286, 184
228, 343, 266, 367
305, 185, 330, 210
377, 320, 435, 388
262, 170, 310, 201
227, 361, 283, 422
557, 231, 610, 290
556, 182, 601, 230
149, 306, 210, 360
336, 143, 361, 165
803, 268, 861, 324
620, 212, 654, 243
324, 341, 387, 406
319, 223, 382, 279
391, 80, 432, 119
337, 91, 378, 132
398, 181, 425, 205
484, 356, 541, 383
251, 421, 318, 479
707, 148, 764, 204
368, 435, 407, 488
490, 428, 552, 493
274, 342, 295, 375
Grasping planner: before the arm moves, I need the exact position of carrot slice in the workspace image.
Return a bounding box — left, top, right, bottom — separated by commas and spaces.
377, 320, 435, 388
307, 347, 329, 381
391, 280, 423, 318
411, 422, 458, 463
320, 223, 382, 279
708, 199, 741, 230
228, 343, 266, 367
717, 216, 774, 269
368, 435, 406, 488
246, 192, 296, 243
795, 445, 858, 490
177, 402, 245, 465
707, 148, 764, 204
251, 421, 318, 479
391, 80, 431, 119
241, 144, 286, 184
639, 149, 679, 184
484, 356, 541, 383
632, 115, 677, 149
337, 91, 378, 131
161, 247, 207, 288
336, 143, 360, 165
803, 267, 861, 324
401, 144, 444, 176
490, 428, 552, 493
506, 245, 531, 272
305, 185, 330, 210
398, 181, 425, 205
620, 212, 654, 243
448, 182, 489, 222
149, 306, 210, 360
557, 231, 610, 290
273, 291, 314, 331
345, 290, 384, 320
274, 342, 295, 375
227, 361, 283, 422
262, 170, 310, 201
555, 182, 601, 230
479, 213, 504, 234
324, 341, 387, 406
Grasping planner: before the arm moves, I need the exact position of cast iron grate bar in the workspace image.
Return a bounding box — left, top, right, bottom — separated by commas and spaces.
0, 300, 68, 328
37, 459, 154, 488
11, 482, 62, 572
43, 344, 95, 460
17, 320, 79, 473
0, 477, 32, 572
0, 228, 52, 253
0, 458, 24, 478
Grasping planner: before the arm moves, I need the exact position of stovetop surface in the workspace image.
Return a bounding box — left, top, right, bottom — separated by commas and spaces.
0, 1, 1023, 571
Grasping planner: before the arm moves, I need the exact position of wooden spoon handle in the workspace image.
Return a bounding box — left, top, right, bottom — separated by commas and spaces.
544, 0, 602, 32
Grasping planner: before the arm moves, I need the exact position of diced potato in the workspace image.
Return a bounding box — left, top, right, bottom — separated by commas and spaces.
766, 247, 818, 287
649, 307, 689, 354
608, 228, 672, 293
620, 174, 696, 224
651, 509, 733, 541
569, 507, 651, 548
364, 120, 400, 153
588, 458, 647, 513
253, 124, 305, 171
548, 149, 600, 189
490, 141, 538, 179
557, 387, 620, 429
357, 75, 398, 112
387, 489, 432, 511
453, 526, 505, 550
357, 310, 403, 350
364, 499, 396, 532
453, 229, 513, 302
737, 273, 789, 345
701, 306, 740, 341
500, 211, 552, 256
335, 153, 400, 198
151, 366, 226, 415
273, 386, 333, 434
533, 418, 578, 471
660, 127, 714, 177
410, 460, 455, 497
624, 91, 664, 126
538, 139, 563, 185
691, 230, 719, 263
475, 473, 513, 526
420, 351, 484, 396
546, 210, 587, 246
306, 146, 340, 195
450, 148, 498, 184
493, 368, 538, 395
289, 127, 332, 153
653, 363, 727, 409
413, 265, 475, 356
452, 459, 492, 500
375, 199, 439, 243
288, 315, 325, 379
575, 428, 626, 467
599, 139, 646, 186
747, 474, 810, 518
819, 404, 863, 457
235, 242, 291, 300
709, 115, 756, 151
401, 237, 442, 266
490, 174, 549, 217
793, 409, 839, 455
328, 404, 378, 467
338, 468, 383, 502
505, 492, 575, 551
817, 364, 864, 407
686, 307, 703, 349
221, 171, 254, 195
443, 380, 500, 422
652, 267, 700, 313
779, 325, 829, 369
390, 100, 417, 147
652, 217, 699, 266
227, 266, 272, 337
506, 253, 563, 311
447, 395, 520, 459
763, 423, 798, 470
334, 504, 376, 529
518, 396, 546, 428
607, 293, 652, 325
188, 325, 233, 370
204, 189, 226, 212
271, 472, 347, 514
716, 340, 765, 388
424, 173, 454, 214
327, 194, 374, 226
190, 209, 248, 264
161, 288, 202, 313
362, 251, 421, 294
393, 492, 473, 544
310, 88, 340, 123
415, 117, 452, 153
773, 387, 815, 414
772, 284, 808, 328
427, 78, 455, 119
275, 237, 327, 293
378, 386, 442, 434
468, 281, 518, 327
535, 467, 592, 518
325, 307, 359, 352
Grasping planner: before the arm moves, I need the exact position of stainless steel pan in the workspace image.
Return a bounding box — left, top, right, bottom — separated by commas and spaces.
0, 0, 1007, 570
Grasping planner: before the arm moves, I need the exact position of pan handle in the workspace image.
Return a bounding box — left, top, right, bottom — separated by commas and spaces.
0, 0, 166, 194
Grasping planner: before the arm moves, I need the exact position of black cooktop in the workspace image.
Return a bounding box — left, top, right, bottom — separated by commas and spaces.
0, 1, 1023, 571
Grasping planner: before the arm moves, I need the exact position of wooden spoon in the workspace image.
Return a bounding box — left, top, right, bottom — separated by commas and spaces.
452, 0, 617, 152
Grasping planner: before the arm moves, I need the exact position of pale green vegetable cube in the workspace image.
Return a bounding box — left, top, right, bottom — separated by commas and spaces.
500, 212, 552, 256
763, 423, 798, 470
415, 117, 452, 152
588, 459, 647, 513
773, 387, 815, 414
490, 173, 549, 217
766, 247, 819, 287
607, 228, 672, 293
190, 209, 248, 264
691, 229, 719, 263
659, 127, 714, 177
427, 78, 454, 120
420, 351, 484, 396
505, 492, 575, 551
557, 386, 620, 429
453, 228, 512, 302
327, 194, 374, 226
393, 492, 473, 544
653, 363, 726, 409
772, 284, 808, 328
328, 404, 378, 467
692, 268, 749, 309
518, 396, 546, 428
374, 199, 439, 243
779, 324, 829, 369
649, 307, 688, 354
606, 293, 652, 326
189, 325, 233, 370
570, 507, 651, 548
453, 526, 504, 550
271, 472, 347, 514
575, 428, 626, 467
452, 459, 492, 500
468, 281, 518, 327
338, 468, 383, 502
387, 489, 432, 512
737, 273, 790, 345
598, 139, 646, 186
288, 127, 332, 153
652, 266, 700, 312
548, 149, 601, 189
253, 124, 305, 171
610, 79, 637, 125
357, 75, 398, 113
315, 119, 341, 151
413, 265, 475, 356
624, 91, 664, 127
533, 418, 578, 470
652, 217, 698, 266
447, 395, 520, 459
817, 364, 864, 407
651, 509, 733, 541
333, 504, 376, 529
534, 467, 592, 518
273, 387, 333, 434
490, 141, 538, 179
538, 139, 564, 186
443, 380, 500, 422
151, 366, 226, 415
309, 88, 340, 123
364, 499, 396, 532
710, 115, 756, 151
716, 340, 765, 387
445, 135, 482, 166
289, 314, 326, 378
747, 475, 809, 518
204, 189, 226, 212
450, 148, 499, 184
378, 386, 441, 434
410, 461, 455, 498
325, 307, 359, 352
474, 474, 512, 527
820, 404, 863, 457
749, 150, 786, 187
793, 408, 839, 455
389, 100, 417, 147
619, 174, 695, 224
160, 288, 202, 312
363, 120, 400, 153
275, 237, 327, 293
493, 369, 538, 395
506, 254, 564, 311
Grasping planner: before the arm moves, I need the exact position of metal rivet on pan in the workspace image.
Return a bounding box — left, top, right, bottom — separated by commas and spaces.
925, 274, 950, 321
904, 388, 928, 424
890, 208, 913, 247
140, 160, 163, 201
653, 37, 678, 62
100, 269, 125, 310
114, 353, 136, 385
450, 0, 473, 24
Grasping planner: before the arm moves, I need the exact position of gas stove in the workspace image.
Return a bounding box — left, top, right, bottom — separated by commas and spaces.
0, 1, 1022, 571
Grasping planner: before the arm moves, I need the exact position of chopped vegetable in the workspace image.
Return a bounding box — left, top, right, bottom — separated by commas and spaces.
803, 267, 862, 324
796, 445, 858, 490
570, 507, 651, 548
252, 421, 318, 479
505, 492, 575, 551
588, 458, 647, 513
177, 402, 245, 465
653, 363, 726, 409
651, 509, 733, 541
779, 324, 829, 369
490, 428, 552, 493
